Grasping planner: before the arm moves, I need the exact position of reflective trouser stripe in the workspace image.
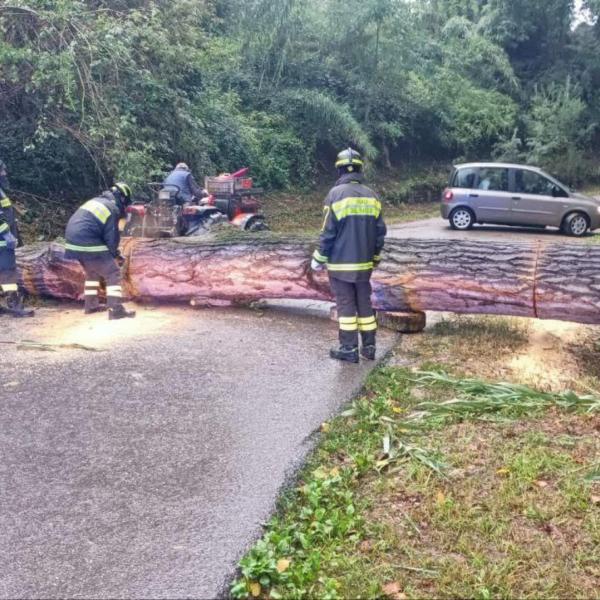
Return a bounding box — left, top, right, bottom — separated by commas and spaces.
0, 198, 12, 208
358, 315, 377, 331
106, 285, 122, 298
1, 283, 18, 292
0, 223, 9, 234
84, 280, 100, 296
339, 316, 358, 331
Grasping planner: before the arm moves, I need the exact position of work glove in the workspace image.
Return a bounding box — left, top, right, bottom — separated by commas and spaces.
115, 252, 126, 268
311, 259, 325, 272
3, 231, 17, 251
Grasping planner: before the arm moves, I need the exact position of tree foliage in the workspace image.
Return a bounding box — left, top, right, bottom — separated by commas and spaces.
1, 0, 600, 199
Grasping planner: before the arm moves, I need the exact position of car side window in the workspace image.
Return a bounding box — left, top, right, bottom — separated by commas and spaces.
453, 168, 477, 189
476, 168, 509, 192
514, 170, 563, 196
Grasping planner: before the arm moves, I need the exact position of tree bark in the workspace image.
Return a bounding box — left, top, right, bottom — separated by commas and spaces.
15, 236, 600, 324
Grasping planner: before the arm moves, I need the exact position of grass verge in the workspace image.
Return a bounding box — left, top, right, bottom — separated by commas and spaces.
231, 361, 600, 599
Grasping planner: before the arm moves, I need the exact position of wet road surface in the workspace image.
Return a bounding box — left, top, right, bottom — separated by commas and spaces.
0, 305, 396, 599
388, 216, 600, 243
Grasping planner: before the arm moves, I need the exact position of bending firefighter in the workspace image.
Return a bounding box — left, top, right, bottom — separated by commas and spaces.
311, 148, 386, 363
0, 159, 34, 317
65, 183, 136, 320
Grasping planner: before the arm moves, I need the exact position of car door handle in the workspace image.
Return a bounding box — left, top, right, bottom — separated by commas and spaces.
512, 196, 522, 200
469, 194, 479, 198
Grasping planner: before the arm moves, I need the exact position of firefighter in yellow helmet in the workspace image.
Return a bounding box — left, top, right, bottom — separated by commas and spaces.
64, 183, 136, 320
311, 148, 386, 363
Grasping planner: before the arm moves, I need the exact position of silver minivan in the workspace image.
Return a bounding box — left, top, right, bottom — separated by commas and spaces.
441, 162, 600, 236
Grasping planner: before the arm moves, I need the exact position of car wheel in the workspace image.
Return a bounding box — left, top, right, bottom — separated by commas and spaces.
562, 212, 589, 237
449, 207, 475, 230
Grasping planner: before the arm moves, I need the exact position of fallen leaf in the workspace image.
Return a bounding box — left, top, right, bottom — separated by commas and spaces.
392, 407, 404, 414
382, 581, 402, 598
249, 581, 261, 598
382, 581, 408, 600
535, 480, 549, 489
321, 422, 330, 433
329, 467, 340, 477
436, 490, 446, 506
496, 467, 510, 476
276, 558, 290, 573
591, 495, 600, 505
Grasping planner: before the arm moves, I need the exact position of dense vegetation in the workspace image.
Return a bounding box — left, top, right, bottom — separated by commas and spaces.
1, 0, 600, 200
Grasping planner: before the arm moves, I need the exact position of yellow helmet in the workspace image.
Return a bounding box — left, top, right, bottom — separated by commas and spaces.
111, 182, 132, 205
335, 147, 364, 170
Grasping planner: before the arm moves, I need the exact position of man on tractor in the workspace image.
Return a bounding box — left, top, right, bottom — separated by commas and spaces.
162, 162, 206, 205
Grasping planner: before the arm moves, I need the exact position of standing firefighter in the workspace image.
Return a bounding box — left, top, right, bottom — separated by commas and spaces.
311, 148, 386, 363
0, 159, 34, 317
65, 183, 136, 320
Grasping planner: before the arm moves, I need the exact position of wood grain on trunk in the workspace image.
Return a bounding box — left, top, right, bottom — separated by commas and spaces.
15, 236, 599, 324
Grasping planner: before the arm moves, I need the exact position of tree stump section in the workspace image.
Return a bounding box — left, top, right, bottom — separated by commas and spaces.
15, 235, 600, 325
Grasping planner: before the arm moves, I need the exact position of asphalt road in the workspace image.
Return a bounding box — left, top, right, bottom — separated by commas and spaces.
388, 216, 600, 243
0, 305, 396, 599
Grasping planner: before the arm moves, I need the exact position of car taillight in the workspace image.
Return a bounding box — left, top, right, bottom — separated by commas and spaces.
443, 189, 454, 202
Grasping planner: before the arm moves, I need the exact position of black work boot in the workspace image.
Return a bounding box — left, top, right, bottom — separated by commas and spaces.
84, 295, 107, 315
360, 330, 377, 360
5, 292, 34, 318
361, 345, 376, 361
330, 346, 359, 364
108, 303, 136, 320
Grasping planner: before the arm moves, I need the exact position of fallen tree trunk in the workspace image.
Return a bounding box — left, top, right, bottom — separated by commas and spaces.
15, 236, 600, 324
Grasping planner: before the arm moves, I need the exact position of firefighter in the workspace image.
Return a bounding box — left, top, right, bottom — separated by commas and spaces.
162, 162, 206, 204
64, 183, 136, 320
0, 159, 34, 317
311, 148, 386, 363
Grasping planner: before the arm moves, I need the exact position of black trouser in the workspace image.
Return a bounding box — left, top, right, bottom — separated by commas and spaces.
79, 255, 123, 308
0, 247, 18, 295
329, 276, 377, 348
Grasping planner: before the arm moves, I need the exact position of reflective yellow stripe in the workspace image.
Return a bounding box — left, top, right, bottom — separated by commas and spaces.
331, 197, 381, 220
339, 316, 357, 324
85, 281, 101, 287
313, 250, 328, 263
373, 255, 381, 261
328, 262, 374, 272
359, 322, 378, 332
358, 316, 376, 325
1, 283, 18, 292
335, 158, 364, 168
106, 286, 122, 298
84, 290, 99, 296
0, 223, 9, 233
339, 323, 359, 331
81, 200, 111, 224
65, 243, 110, 253
0, 198, 12, 208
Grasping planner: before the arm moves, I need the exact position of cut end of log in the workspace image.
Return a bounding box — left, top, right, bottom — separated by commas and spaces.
377, 311, 426, 334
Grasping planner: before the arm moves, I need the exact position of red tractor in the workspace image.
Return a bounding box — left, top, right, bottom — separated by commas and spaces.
123, 168, 268, 238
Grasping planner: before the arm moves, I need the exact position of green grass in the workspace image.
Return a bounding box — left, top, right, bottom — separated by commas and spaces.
231, 367, 600, 599
262, 186, 438, 235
